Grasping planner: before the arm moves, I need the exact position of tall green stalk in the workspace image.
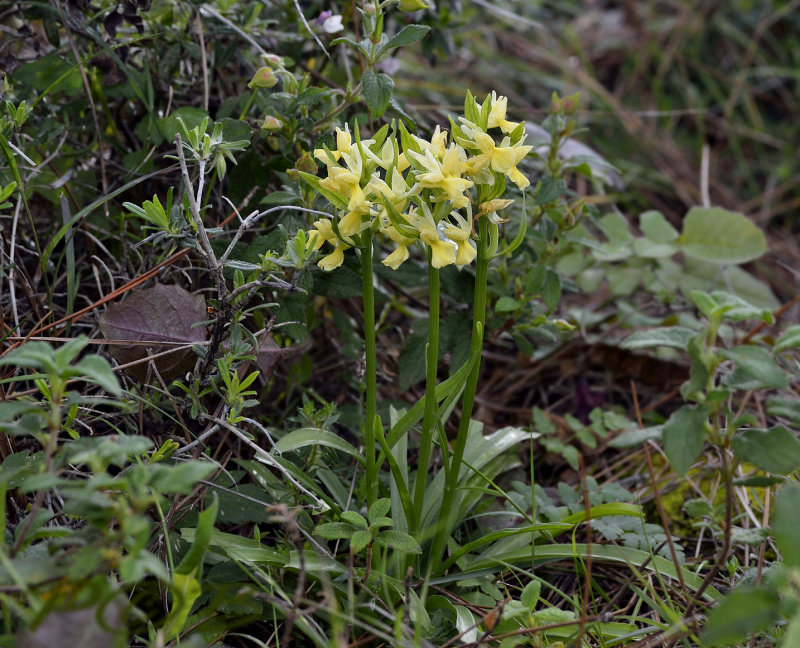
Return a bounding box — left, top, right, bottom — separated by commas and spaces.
360, 238, 378, 505
413, 249, 440, 530
428, 216, 489, 573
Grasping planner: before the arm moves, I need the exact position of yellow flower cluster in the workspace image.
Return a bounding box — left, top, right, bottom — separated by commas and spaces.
301, 91, 532, 271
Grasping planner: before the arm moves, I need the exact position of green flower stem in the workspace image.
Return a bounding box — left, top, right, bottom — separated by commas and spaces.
429, 216, 489, 574
413, 249, 440, 530
360, 238, 378, 506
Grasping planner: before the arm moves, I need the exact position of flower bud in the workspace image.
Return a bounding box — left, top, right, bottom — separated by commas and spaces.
398, 0, 429, 10
262, 53, 283, 66
248, 66, 277, 89
261, 116, 282, 131
550, 91, 580, 115
295, 152, 318, 175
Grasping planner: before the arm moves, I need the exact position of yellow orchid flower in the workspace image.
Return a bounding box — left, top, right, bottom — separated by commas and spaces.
364, 137, 409, 172
408, 206, 457, 269
307, 218, 336, 250
443, 218, 476, 265
409, 145, 473, 208
313, 125, 374, 166
468, 131, 532, 189
319, 152, 373, 236
486, 91, 521, 133
380, 223, 416, 270
319, 243, 349, 271
307, 218, 351, 271
414, 125, 448, 160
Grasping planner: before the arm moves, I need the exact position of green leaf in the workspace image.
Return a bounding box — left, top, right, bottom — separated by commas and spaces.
639, 210, 678, 243
679, 206, 767, 264
534, 177, 567, 206
774, 325, 800, 353
314, 522, 356, 540
608, 425, 663, 449
340, 511, 368, 528
773, 482, 800, 568
662, 404, 708, 475
781, 609, 800, 648
766, 397, 800, 426
275, 428, 365, 465
702, 587, 780, 646
520, 580, 541, 611
368, 498, 391, 523
541, 269, 561, 311
732, 427, 800, 474
72, 355, 122, 397
375, 529, 421, 553
176, 495, 218, 575
349, 529, 372, 553
495, 296, 521, 312
362, 69, 394, 118
690, 290, 773, 323
598, 212, 631, 244
632, 237, 678, 259
620, 327, 694, 351
162, 571, 203, 640
382, 24, 430, 52
462, 543, 721, 602
720, 345, 789, 390
145, 461, 216, 494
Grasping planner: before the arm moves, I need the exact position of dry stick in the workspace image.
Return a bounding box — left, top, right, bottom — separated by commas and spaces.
631, 381, 689, 602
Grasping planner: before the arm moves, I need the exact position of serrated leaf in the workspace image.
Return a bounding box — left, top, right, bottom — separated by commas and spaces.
534, 177, 567, 205
620, 327, 695, 351
679, 206, 767, 264
662, 404, 708, 475
99, 284, 206, 382
340, 511, 368, 528
368, 497, 391, 522
382, 24, 430, 52
362, 69, 394, 118
375, 529, 421, 553
314, 522, 356, 539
